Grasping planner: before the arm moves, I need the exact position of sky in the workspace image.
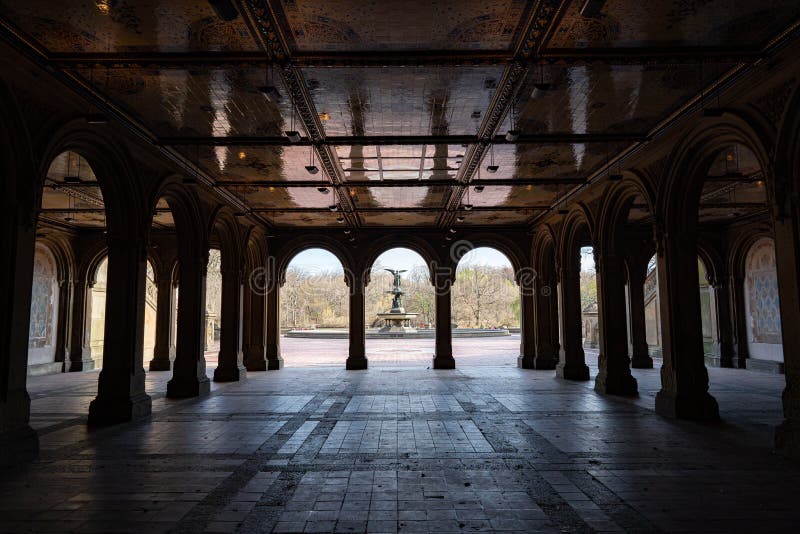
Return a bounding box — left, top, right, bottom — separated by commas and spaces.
287, 247, 516, 273
287, 246, 597, 273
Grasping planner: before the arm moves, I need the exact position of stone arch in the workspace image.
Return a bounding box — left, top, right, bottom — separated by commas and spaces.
208, 206, 243, 273
451, 231, 527, 279
149, 178, 209, 264
595, 171, 658, 257
558, 203, 596, 273
37, 121, 147, 241
659, 117, 774, 235
276, 235, 353, 287
359, 235, 439, 285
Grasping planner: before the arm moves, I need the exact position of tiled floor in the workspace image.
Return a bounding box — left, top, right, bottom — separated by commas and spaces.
3, 338, 800, 533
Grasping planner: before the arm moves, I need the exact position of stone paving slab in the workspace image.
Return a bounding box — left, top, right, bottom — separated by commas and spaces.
3, 339, 799, 533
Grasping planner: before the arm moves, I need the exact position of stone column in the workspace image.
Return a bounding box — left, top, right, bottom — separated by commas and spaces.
265, 258, 284, 370
654, 230, 718, 420
517, 272, 536, 369
433, 268, 455, 369
626, 261, 654, 369
167, 252, 211, 398
556, 257, 590, 381
242, 267, 268, 371
346, 271, 368, 370
88, 236, 152, 425
54, 277, 72, 370
773, 200, 800, 458
708, 273, 736, 368
67, 278, 95, 371
214, 265, 246, 382
533, 275, 558, 369
0, 199, 39, 458
149, 273, 176, 371
729, 272, 749, 369
594, 252, 638, 395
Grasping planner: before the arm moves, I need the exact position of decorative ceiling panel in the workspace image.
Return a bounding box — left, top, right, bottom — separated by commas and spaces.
303, 67, 505, 136
182, 146, 327, 183
350, 186, 448, 209
338, 144, 463, 181
225, 186, 334, 209
267, 211, 344, 227
359, 211, 441, 226
278, 0, 528, 51
72, 67, 301, 138
0, 0, 259, 52
477, 143, 628, 180
465, 185, 556, 208
456, 210, 533, 226
547, 0, 800, 49
502, 63, 733, 135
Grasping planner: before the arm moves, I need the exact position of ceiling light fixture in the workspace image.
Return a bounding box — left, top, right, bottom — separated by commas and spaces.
456, 215, 465, 222
336, 216, 344, 223
238, 150, 247, 160
317, 186, 329, 194
486, 144, 498, 173
258, 85, 281, 102
474, 185, 485, 193
285, 130, 301, 143
84, 114, 108, 125
328, 205, 338, 212
305, 145, 319, 174
319, 112, 330, 121
505, 129, 520, 142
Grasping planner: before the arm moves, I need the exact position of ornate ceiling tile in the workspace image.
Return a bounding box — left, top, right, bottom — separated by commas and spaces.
349, 186, 449, 209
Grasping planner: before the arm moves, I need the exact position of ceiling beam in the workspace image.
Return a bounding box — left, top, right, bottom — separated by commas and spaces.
215, 178, 586, 187
249, 205, 548, 213
158, 133, 648, 147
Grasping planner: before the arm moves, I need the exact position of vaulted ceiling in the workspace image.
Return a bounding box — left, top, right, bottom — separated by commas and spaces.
2, 0, 798, 230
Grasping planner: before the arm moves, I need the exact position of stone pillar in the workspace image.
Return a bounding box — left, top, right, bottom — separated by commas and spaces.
773, 201, 800, 458
517, 272, 536, 369
556, 258, 590, 381
265, 258, 284, 370
88, 236, 152, 425
54, 276, 72, 370
242, 267, 268, 371
214, 265, 246, 382
67, 278, 95, 371
626, 262, 654, 369
729, 272, 749, 369
654, 230, 718, 420
0, 199, 39, 459
346, 271, 368, 370
708, 273, 736, 368
167, 252, 211, 398
433, 268, 455, 369
533, 275, 558, 369
594, 252, 638, 395
149, 273, 176, 371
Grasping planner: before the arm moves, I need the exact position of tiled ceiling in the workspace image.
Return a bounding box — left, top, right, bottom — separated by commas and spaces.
2, 0, 797, 230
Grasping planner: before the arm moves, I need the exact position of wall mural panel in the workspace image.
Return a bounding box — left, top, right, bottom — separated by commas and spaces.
28, 245, 58, 350
745, 239, 782, 346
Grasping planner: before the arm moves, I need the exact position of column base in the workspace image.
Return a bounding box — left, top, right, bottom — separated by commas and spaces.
213, 364, 247, 382
88, 391, 152, 426
68, 358, 96, 372
432, 356, 456, 369
556, 362, 590, 381
266, 357, 284, 370
517, 356, 535, 369
166, 376, 211, 398
0, 425, 39, 465
595, 370, 638, 396
630, 353, 654, 369
775, 418, 800, 459
243, 347, 267, 371
655, 389, 719, 420
346, 356, 368, 370
148, 358, 172, 371
534, 354, 558, 370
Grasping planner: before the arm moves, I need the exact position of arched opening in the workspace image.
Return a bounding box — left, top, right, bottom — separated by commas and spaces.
579, 246, 598, 352
365, 247, 432, 367
27, 243, 61, 376
281, 248, 349, 367
204, 248, 222, 367
452, 247, 519, 366
142, 261, 158, 365
743, 237, 783, 372
88, 256, 107, 370
643, 254, 661, 359
697, 256, 714, 359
